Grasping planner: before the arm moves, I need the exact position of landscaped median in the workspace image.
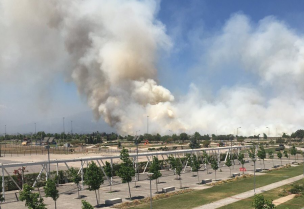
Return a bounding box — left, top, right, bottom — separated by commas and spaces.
121, 164, 304, 209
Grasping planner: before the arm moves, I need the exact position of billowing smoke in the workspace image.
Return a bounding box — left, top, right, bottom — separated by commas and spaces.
0, 0, 182, 134
1, 1, 304, 136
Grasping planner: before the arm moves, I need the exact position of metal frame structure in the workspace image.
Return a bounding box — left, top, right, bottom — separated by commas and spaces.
0, 145, 250, 201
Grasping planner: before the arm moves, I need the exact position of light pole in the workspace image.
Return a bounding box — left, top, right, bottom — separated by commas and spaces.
63, 117, 65, 134
135, 131, 140, 188
253, 156, 256, 193
71, 120, 73, 135
237, 127, 241, 136
147, 172, 154, 209
4, 125, 6, 139
236, 127, 241, 144
35, 123, 36, 135
45, 145, 50, 180
266, 127, 269, 137
147, 116, 149, 134
230, 134, 234, 166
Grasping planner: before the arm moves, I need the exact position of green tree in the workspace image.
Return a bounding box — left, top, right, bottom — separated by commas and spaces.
263, 133, 267, 139
0, 178, 4, 203
189, 136, 200, 149
290, 145, 297, 162
268, 151, 274, 167
283, 150, 289, 164
68, 167, 81, 198
252, 194, 275, 209
117, 141, 122, 148
238, 153, 245, 174
117, 148, 135, 200
84, 161, 104, 206
179, 133, 188, 143
210, 157, 219, 180
19, 184, 46, 209
149, 156, 162, 193
189, 154, 201, 183
202, 151, 209, 174
257, 145, 266, 169
202, 140, 211, 148
104, 161, 113, 192
225, 156, 233, 177
277, 151, 283, 166
81, 200, 94, 209
294, 129, 304, 141
168, 156, 183, 188
44, 179, 59, 209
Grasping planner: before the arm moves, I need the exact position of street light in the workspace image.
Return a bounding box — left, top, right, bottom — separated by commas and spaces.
266, 127, 269, 136
135, 132, 140, 188
71, 121, 73, 135
237, 127, 241, 136
63, 117, 65, 134
45, 145, 50, 180
147, 172, 154, 209
253, 156, 256, 193
230, 134, 234, 167
147, 116, 149, 134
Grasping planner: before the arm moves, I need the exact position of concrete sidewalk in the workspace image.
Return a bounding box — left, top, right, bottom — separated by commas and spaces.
193, 174, 304, 209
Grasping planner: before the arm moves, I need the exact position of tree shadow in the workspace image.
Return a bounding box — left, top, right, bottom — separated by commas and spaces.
125, 196, 145, 200
94, 203, 109, 208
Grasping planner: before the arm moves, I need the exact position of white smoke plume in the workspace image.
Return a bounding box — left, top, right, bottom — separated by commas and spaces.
1, 1, 304, 136
0, 0, 180, 134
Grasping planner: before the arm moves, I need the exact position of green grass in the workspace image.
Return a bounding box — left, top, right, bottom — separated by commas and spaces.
277, 194, 304, 209
219, 178, 304, 209
130, 165, 304, 209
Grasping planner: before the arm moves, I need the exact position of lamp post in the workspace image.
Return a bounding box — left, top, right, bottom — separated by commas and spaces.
266, 127, 269, 137
230, 134, 234, 167
237, 127, 241, 136
135, 131, 140, 188
35, 123, 36, 135
253, 156, 256, 193
147, 172, 154, 209
45, 145, 50, 180
63, 117, 65, 134
147, 116, 149, 134
236, 127, 241, 144
71, 120, 73, 135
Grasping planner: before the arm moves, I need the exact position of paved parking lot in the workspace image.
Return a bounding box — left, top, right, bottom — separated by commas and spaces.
1, 157, 301, 209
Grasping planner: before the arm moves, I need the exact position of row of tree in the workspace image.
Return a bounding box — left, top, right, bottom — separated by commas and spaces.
2, 128, 304, 142
10, 144, 303, 209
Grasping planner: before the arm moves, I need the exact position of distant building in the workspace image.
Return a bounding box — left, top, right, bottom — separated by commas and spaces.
48, 137, 56, 144
42, 137, 50, 145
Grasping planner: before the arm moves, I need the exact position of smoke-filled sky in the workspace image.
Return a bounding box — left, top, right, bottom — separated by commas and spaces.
1, 0, 304, 136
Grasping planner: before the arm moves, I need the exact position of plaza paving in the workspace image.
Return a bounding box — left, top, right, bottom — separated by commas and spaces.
1, 157, 303, 209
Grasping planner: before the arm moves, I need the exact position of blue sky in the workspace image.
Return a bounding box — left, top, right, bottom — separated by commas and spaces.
1, 0, 304, 135
157, 0, 304, 92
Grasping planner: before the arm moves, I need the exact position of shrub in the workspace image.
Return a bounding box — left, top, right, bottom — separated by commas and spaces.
252, 194, 275, 209
289, 184, 304, 194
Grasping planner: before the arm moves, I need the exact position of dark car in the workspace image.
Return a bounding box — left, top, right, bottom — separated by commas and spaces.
275, 144, 285, 151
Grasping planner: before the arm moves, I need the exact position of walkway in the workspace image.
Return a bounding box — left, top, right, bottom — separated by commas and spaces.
193, 174, 304, 209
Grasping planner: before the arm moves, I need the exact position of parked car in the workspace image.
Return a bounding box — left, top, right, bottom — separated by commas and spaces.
275, 144, 285, 151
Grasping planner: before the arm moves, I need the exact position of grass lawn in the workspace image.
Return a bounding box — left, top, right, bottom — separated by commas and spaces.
130, 165, 304, 209
220, 178, 304, 209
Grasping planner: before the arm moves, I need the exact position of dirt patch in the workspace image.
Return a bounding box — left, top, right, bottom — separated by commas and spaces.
273, 194, 296, 206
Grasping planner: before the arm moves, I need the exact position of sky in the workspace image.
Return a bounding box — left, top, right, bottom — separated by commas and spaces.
1, 0, 304, 136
